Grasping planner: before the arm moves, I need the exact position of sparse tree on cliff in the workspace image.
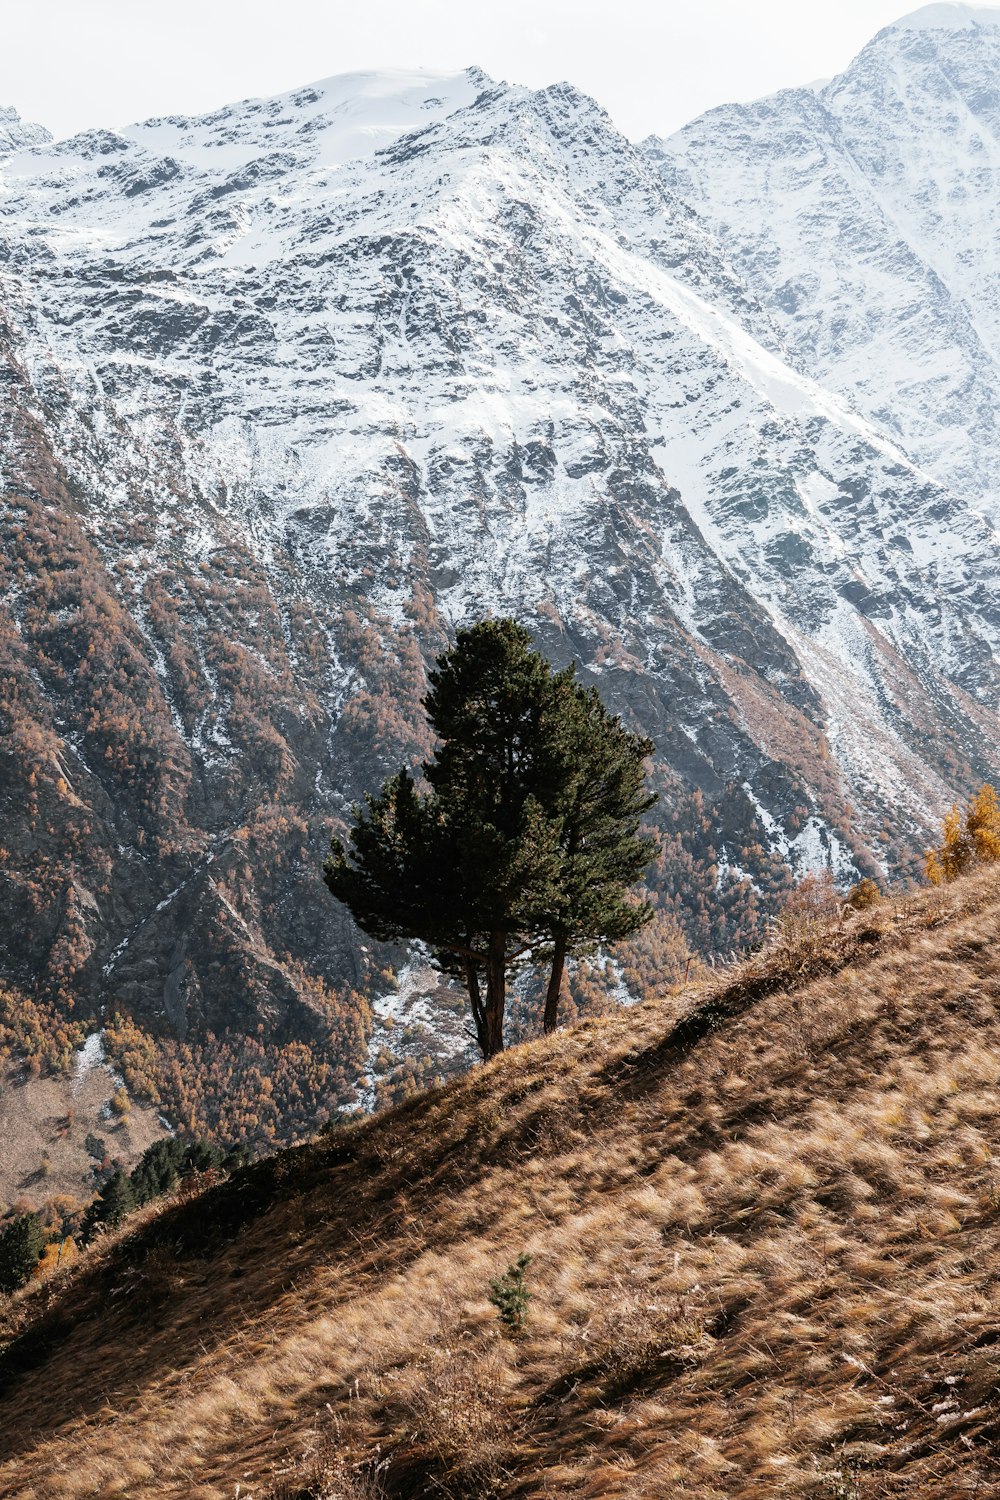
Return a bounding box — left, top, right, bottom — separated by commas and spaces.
325, 619, 657, 1059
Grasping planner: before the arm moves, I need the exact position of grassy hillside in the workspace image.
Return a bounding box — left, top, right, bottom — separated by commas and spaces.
0, 1052, 169, 1217
1, 870, 999, 1499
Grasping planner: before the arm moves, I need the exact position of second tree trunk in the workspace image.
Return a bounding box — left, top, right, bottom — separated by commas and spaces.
484, 930, 507, 1059
543, 931, 567, 1034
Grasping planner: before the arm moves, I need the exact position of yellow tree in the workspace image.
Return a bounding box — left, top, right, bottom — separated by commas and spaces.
926, 785, 1000, 884
968, 784, 1000, 865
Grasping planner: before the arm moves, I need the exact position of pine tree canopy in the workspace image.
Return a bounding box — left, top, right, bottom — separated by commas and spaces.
82, 1167, 136, 1241
129, 1136, 224, 1207
535, 683, 657, 1032
324, 619, 657, 1058
0, 1212, 45, 1293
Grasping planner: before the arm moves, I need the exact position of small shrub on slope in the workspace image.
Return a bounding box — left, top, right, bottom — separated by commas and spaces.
766, 869, 844, 972
777, 870, 841, 934
488, 1252, 532, 1334
845, 877, 881, 911
32, 1236, 78, 1284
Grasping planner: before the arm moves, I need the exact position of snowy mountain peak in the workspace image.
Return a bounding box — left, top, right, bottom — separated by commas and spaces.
0, 103, 51, 155
884, 3, 1000, 31
121, 66, 493, 172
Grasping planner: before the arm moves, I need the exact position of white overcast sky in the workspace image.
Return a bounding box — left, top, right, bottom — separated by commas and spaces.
3, 1, 916, 143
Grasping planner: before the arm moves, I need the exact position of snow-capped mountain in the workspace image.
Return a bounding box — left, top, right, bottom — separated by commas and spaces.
650, 3, 1000, 522
1, 23, 998, 1075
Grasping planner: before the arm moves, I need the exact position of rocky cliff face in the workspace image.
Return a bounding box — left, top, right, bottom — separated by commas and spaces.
1, 36, 999, 1125
0, 106, 49, 155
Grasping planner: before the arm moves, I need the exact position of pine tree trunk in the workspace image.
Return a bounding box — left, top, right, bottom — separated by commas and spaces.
484, 930, 507, 1059
465, 959, 488, 1058
543, 931, 567, 1034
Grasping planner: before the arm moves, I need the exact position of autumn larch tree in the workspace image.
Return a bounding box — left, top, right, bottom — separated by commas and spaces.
325, 619, 657, 1059
926, 784, 1000, 885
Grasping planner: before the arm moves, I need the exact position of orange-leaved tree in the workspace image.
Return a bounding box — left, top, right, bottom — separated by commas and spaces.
925, 784, 1000, 885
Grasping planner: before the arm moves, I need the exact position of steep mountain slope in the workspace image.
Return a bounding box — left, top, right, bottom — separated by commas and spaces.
651, 4, 1000, 521
1, 43, 999, 1125
2, 869, 1000, 1498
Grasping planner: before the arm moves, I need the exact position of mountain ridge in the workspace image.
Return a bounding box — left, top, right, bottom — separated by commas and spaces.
1, 14, 999, 1133
883, 2, 1000, 31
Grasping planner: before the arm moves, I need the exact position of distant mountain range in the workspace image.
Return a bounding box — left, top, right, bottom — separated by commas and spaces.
1, 7, 998, 1117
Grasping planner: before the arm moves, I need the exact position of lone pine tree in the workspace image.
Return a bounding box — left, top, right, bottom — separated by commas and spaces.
325, 619, 656, 1059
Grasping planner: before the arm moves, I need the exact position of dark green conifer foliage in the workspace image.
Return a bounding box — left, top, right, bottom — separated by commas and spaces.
325, 619, 656, 1059
488, 1251, 533, 1333
539, 684, 657, 1032
0, 1212, 45, 1293
130, 1138, 187, 1206
184, 1139, 224, 1175
221, 1142, 255, 1174
82, 1167, 136, 1240
130, 1138, 225, 1208
324, 770, 451, 948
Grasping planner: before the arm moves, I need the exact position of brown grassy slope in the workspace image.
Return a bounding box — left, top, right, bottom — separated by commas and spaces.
2, 871, 1000, 1499
0, 1060, 169, 1215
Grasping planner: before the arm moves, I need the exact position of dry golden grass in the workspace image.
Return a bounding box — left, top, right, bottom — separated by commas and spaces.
3, 869, 1000, 1498
0, 1056, 169, 1216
